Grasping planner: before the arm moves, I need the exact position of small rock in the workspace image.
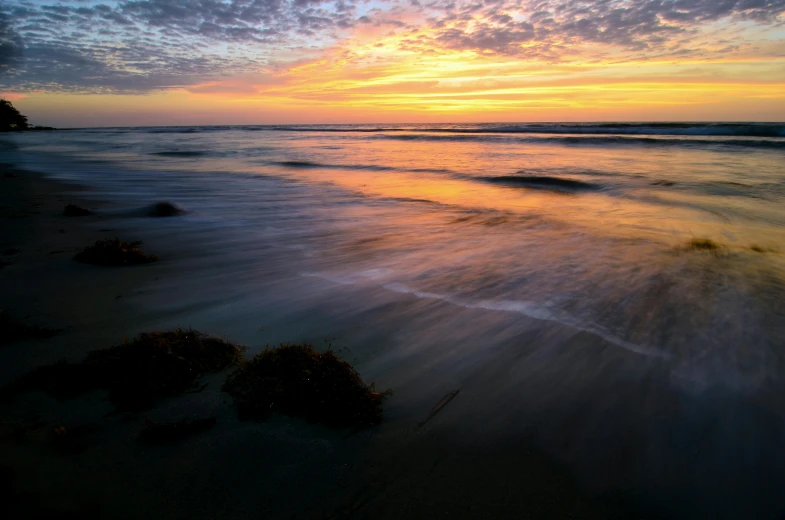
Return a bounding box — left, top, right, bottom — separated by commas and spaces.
63, 204, 94, 217
147, 202, 186, 217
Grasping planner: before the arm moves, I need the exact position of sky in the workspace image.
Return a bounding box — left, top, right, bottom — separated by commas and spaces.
1, 0, 784, 126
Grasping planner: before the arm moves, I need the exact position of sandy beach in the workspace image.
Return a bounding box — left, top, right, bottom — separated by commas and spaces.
2, 117, 784, 520
0, 165, 645, 519
3, 0, 784, 514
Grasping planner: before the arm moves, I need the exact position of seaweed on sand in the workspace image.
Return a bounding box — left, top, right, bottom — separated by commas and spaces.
0, 309, 60, 346
1, 329, 245, 411
683, 238, 727, 256
85, 329, 245, 410
52, 424, 99, 454
223, 344, 388, 428
688, 238, 720, 250
749, 244, 779, 254
138, 416, 217, 444
73, 238, 158, 266
63, 204, 94, 217
147, 202, 186, 217
0, 361, 94, 400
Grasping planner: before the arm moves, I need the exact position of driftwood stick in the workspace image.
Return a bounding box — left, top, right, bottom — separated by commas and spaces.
418, 389, 460, 427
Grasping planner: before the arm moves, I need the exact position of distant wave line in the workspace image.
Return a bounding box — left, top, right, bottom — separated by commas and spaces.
271, 160, 452, 174
88, 123, 785, 140
375, 134, 785, 149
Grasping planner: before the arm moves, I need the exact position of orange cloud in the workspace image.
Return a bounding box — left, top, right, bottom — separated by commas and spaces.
0, 92, 28, 101
9, 1, 785, 125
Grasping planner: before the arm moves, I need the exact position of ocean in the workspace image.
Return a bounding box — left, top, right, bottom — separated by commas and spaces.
2, 122, 785, 518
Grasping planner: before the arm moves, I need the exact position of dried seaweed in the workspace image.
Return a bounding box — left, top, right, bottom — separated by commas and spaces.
223, 344, 387, 429
148, 202, 186, 217
63, 204, 94, 217
1, 329, 245, 411
73, 238, 158, 266
138, 416, 216, 444
0, 309, 60, 346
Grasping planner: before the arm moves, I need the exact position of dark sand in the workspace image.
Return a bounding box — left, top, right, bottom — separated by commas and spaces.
0, 166, 642, 519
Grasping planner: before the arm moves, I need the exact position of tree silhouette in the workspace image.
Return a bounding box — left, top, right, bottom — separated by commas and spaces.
0, 98, 29, 131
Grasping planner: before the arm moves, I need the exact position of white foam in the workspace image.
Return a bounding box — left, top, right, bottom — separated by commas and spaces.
467, 298, 670, 359
384, 282, 443, 300
306, 273, 671, 360
300, 272, 357, 285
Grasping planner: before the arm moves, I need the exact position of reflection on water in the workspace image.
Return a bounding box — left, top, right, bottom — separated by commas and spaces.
3, 124, 785, 518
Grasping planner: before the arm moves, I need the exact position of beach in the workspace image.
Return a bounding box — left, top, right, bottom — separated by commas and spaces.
2, 124, 785, 519
0, 165, 639, 519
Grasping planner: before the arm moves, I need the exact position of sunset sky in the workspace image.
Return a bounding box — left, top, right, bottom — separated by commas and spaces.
1, 0, 784, 126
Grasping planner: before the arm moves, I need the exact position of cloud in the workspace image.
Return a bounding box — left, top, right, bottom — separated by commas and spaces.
0, 0, 783, 94
409, 0, 785, 57
0, 11, 23, 70
120, 0, 286, 41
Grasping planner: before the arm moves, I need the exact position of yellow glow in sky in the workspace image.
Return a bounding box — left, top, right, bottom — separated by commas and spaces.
5, 2, 785, 126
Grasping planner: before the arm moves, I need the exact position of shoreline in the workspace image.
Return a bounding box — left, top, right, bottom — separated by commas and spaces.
0, 163, 158, 381
0, 164, 644, 519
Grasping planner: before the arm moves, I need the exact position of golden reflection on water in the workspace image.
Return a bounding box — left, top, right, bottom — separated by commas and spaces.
13, 127, 785, 520
223, 136, 785, 250
84, 127, 784, 256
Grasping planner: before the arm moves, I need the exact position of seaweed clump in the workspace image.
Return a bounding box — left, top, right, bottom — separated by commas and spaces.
749, 244, 779, 254
63, 204, 94, 217
74, 238, 158, 266
83, 329, 245, 410
685, 238, 725, 255
0, 309, 60, 346
53, 424, 98, 454
148, 202, 186, 217
1, 329, 245, 411
138, 416, 216, 444
223, 344, 387, 428
0, 361, 94, 400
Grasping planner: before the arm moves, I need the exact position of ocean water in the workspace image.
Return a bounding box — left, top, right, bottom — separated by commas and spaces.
3, 123, 785, 518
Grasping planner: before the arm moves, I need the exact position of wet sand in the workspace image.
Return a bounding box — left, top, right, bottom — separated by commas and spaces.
0, 165, 646, 519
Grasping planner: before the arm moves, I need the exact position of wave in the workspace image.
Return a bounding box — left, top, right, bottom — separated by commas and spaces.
275, 160, 325, 168
377, 133, 785, 149
274, 160, 394, 171
153, 151, 209, 157
272, 160, 451, 174
460, 122, 785, 138
302, 272, 669, 359
71, 124, 785, 150
383, 196, 437, 205
146, 127, 204, 134
382, 283, 670, 359
556, 135, 785, 148
482, 175, 602, 192
97, 122, 785, 140
240, 122, 784, 137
